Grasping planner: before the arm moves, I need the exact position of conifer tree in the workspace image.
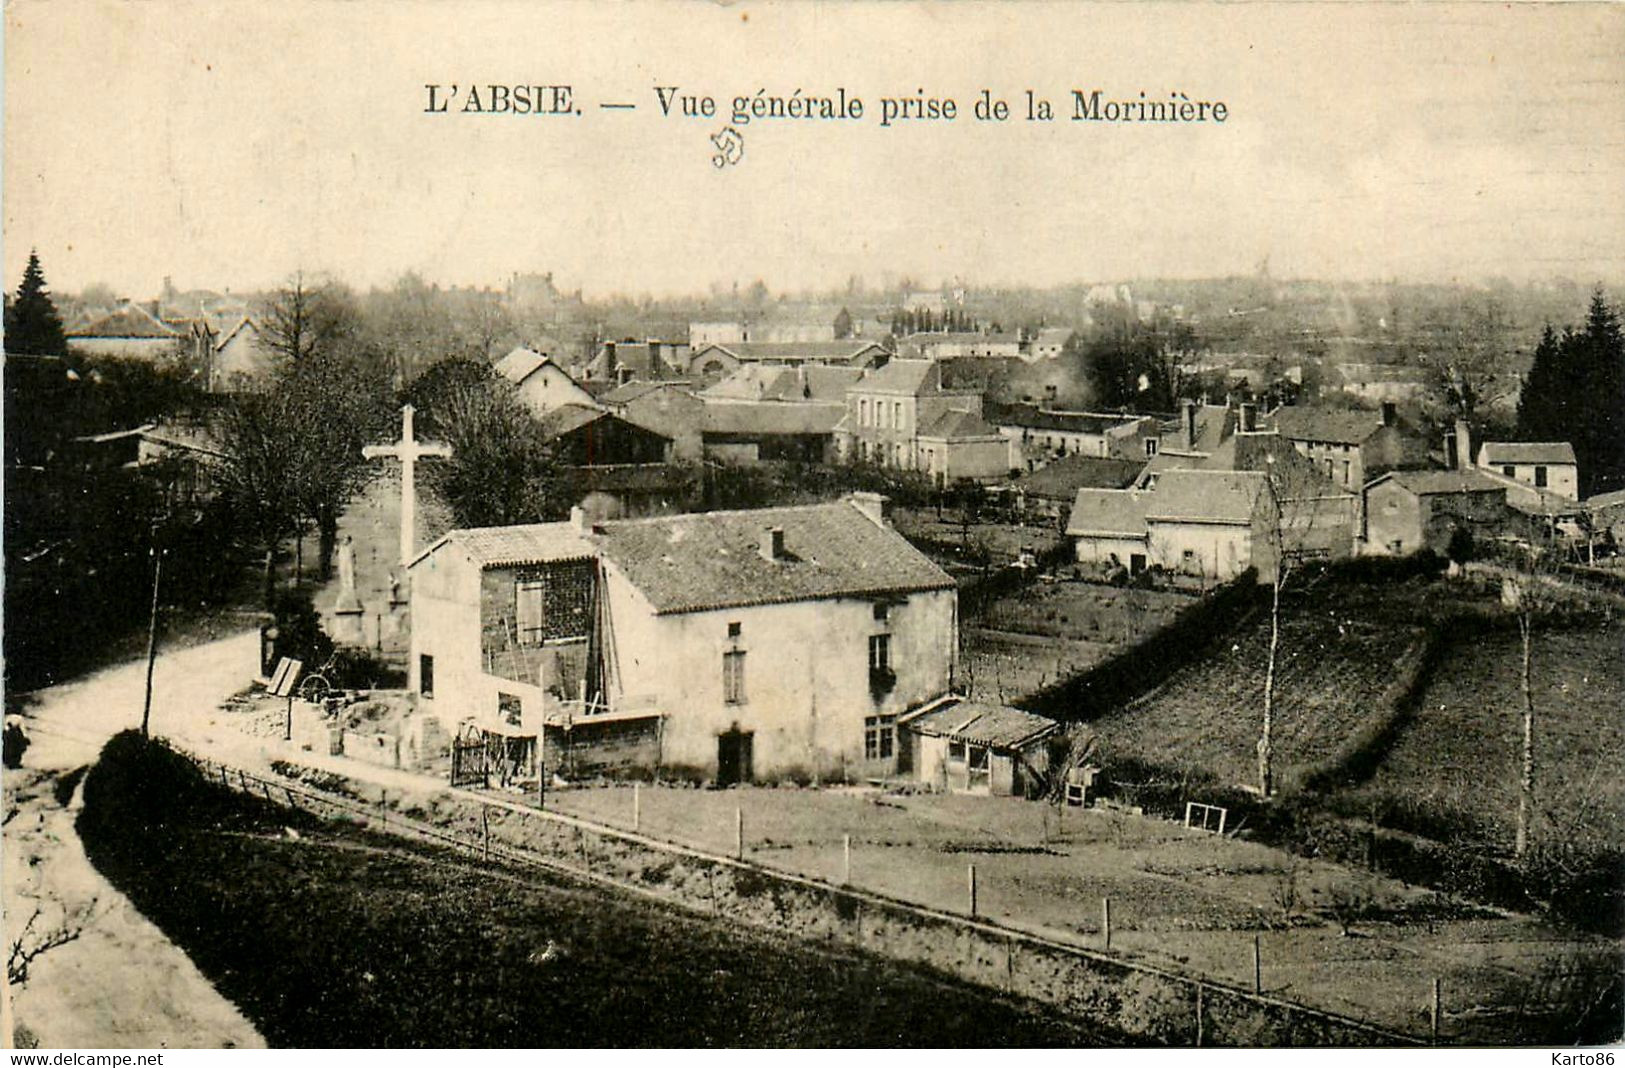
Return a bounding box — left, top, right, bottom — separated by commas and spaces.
4, 251, 68, 356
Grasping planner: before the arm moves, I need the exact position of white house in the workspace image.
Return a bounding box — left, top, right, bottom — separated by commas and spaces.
494, 346, 599, 416
1066, 488, 1150, 573
408, 494, 960, 784
1476, 441, 1579, 502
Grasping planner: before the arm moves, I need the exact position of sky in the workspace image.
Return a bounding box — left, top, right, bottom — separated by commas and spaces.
5, 0, 1625, 300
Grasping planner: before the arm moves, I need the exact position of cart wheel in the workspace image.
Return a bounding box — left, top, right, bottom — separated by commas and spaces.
299, 675, 331, 704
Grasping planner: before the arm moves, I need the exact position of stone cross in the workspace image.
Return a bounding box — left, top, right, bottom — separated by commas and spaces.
363, 404, 451, 566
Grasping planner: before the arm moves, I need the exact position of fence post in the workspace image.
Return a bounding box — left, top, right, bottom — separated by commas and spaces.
633, 783, 641, 833
482, 805, 490, 863
1253, 934, 1263, 995
1431, 977, 1441, 1044
1005, 934, 1015, 992
735, 806, 744, 860
842, 834, 852, 885
968, 864, 978, 917
1102, 896, 1112, 950
1195, 983, 1204, 1047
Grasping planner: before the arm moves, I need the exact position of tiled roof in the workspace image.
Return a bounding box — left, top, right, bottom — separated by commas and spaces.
1015, 455, 1143, 499
1478, 441, 1577, 466
535, 403, 610, 440
1379, 469, 1507, 496
694, 341, 884, 363
918, 409, 1000, 439
1066, 489, 1150, 537
598, 380, 694, 406
702, 402, 847, 436
904, 700, 1058, 749
701, 363, 862, 403
1269, 406, 1383, 446
67, 303, 182, 339
848, 359, 943, 397
419, 522, 595, 569
494, 346, 555, 384
996, 405, 1141, 435
594, 499, 955, 614
1207, 432, 1351, 497
1145, 469, 1269, 525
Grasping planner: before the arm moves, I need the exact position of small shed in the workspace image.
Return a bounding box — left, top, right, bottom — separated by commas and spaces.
899, 699, 1059, 796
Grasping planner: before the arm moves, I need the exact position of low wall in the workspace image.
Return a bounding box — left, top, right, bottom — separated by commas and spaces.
183, 748, 1419, 1047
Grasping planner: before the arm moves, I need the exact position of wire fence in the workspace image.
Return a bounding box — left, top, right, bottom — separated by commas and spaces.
174, 745, 1429, 1047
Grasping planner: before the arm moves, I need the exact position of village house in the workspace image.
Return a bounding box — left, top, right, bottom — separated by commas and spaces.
1145, 469, 1279, 583
1361, 468, 1511, 557
694, 364, 859, 465
913, 409, 1009, 488
209, 317, 276, 392
591, 338, 691, 383
407, 494, 959, 784
1475, 441, 1579, 501
1066, 487, 1151, 572
597, 380, 705, 462
535, 404, 685, 519
997, 454, 1143, 524
896, 331, 1024, 361
686, 340, 888, 381
995, 405, 1161, 470
495, 345, 600, 415
65, 299, 189, 360
1267, 402, 1422, 491
1027, 328, 1074, 362
838, 359, 998, 477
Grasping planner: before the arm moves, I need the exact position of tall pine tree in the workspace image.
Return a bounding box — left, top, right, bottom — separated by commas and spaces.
4, 251, 69, 356
1517, 289, 1625, 496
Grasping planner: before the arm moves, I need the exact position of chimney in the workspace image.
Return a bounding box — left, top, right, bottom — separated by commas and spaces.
760, 526, 786, 562
1454, 419, 1472, 470
1381, 401, 1397, 428
850, 491, 892, 528
1444, 429, 1458, 471
1182, 399, 1199, 450
1239, 402, 1257, 433
570, 505, 588, 533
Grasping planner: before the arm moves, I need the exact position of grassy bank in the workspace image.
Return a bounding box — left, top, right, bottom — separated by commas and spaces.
75, 731, 1123, 1047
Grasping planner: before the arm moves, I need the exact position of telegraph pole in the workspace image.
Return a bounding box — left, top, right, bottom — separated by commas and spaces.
140, 536, 165, 739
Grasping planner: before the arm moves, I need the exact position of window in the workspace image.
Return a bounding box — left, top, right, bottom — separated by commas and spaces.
872, 602, 890, 623
1341, 460, 1351, 486
419, 654, 434, 698
894, 401, 903, 429
1142, 436, 1157, 456
498, 692, 522, 727
859, 398, 869, 426
864, 715, 896, 760
948, 739, 966, 762
1534, 466, 1548, 488
1503, 465, 1515, 477
727, 620, 742, 639
723, 649, 747, 705
968, 745, 989, 771
1324, 459, 1335, 479
869, 633, 895, 695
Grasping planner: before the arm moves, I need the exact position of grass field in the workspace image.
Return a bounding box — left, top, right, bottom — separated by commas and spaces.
75, 739, 1124, 1047
1086, 612, 1420, 791
1351, 626, 1625, 855
962, 581, 1195, 703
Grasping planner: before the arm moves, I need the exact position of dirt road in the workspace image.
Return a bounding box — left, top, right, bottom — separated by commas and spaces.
4, 631, 266, 1049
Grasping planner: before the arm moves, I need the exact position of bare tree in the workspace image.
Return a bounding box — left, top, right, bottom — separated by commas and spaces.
1254, 442, 1352, 797
1500, 549, 1561, 859
7, 899, 99, 986
261, 272, 355, 366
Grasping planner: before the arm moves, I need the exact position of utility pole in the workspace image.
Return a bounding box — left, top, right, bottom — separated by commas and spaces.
140, 537, 165, 739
